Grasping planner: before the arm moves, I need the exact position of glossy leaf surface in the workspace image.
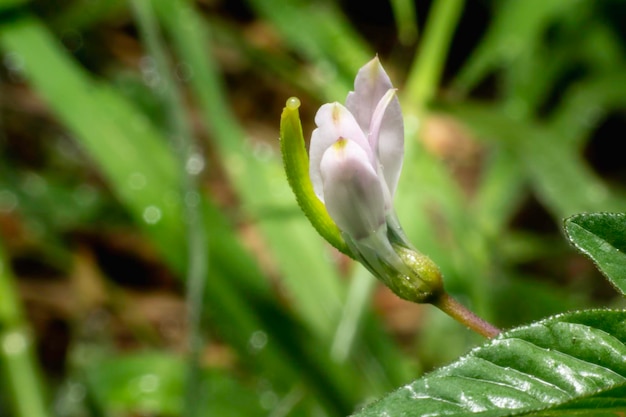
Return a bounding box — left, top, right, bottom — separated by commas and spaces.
354, 309, 626, 416
565, 212, 626, 296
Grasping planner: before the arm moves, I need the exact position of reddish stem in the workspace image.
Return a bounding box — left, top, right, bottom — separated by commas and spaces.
432, 292, 501, 338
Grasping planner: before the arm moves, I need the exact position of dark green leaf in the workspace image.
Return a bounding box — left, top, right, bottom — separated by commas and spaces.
565, 212, 626, 296
353, 309, 626, 417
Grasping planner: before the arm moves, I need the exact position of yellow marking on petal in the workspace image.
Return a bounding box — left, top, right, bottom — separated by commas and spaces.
331, 103, 341, 124
332, 137, 348, 150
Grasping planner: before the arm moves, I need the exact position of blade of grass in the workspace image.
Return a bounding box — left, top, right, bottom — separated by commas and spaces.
0, 14, 363, 414
498, 10, 617, 121
1, 17, 187, 269
129, 2, 208, 417
245, 0, 372, 97
0, 0, 27, 10
548, 72, 626, 148
154, 0, 345, 340
397, 0, 471, 293
398, 0, 502, 328
452, 0, 578, 94
472, 149, 526, 240
402, 0, 464, 118
156, 4, 370, 395
154, 0, 415, 391
389, 0, 418, 45
443, 101, 626, 218
0, 240, 50, 417
207, 17, 326, 100
331, 266, 376, 363
50, 0, 126, 31
397, 142, 495, 319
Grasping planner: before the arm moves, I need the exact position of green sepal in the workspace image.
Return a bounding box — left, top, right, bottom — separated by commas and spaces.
279, 97, 352, 257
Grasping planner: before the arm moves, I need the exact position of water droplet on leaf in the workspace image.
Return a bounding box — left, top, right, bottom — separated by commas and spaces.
252, 141, 274, 162
138, 374, 160, 393
186, 153, 205, 175
3, 52, 25, 81
0, 190, 18, 213
286, 97, 300, 109
176, 62, 193, 81
248, 330, 268, 353
128, 172, 147, 190
22, 173, 47, 197
142, 206, 162, 224
184, 191, 201, 208
1, 331, 28, 355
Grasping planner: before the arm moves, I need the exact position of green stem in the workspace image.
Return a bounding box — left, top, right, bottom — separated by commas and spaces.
403, 0, 464, 115
130, 2, 208, 416
0, 242, 50, 417
432, 292, 500, 338
330, 267, 376, 363
390, 0, 418, 45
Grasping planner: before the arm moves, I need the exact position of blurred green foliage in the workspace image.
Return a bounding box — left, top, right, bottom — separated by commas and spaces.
1, 0, 625, 416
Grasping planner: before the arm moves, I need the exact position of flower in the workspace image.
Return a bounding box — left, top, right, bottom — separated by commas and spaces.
279, 56, 442, 302
306, 57, 442, 302
309, 57, 403, 242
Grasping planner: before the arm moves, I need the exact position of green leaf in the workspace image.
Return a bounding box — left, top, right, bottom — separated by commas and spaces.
154, 0, 352, 341
549, 72, 626, 148
85, 352, 265, 417
565, 213, 626, 296
353, 309, 626, 417
246, 0, 371, 97
0, 14, 362, 413
454, 0, 576, 93
442, 101, 624, 219
389, 0, 418, 45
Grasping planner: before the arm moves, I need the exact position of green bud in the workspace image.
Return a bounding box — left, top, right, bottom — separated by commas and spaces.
390, 244, 443, 303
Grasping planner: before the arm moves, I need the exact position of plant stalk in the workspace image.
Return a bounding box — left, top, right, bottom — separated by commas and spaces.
432, 291, 501, 338
130, 2, 209, 416
403, 0, 464, 114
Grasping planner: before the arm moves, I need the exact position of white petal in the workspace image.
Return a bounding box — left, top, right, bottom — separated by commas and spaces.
371, 90, 404, 198
345, 57, 404, 197
320, 138, 387, 240
345, 56, 394, 135
309, 102, 372, 201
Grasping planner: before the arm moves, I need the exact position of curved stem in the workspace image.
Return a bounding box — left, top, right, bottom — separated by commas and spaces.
432, 291, 501, 338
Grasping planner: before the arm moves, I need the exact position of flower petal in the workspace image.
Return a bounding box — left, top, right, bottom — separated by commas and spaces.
309, 102, 372, 201
370, 89, 404, 197
320, 138, 386, 240
345, 57, 404, 197
345, 56, 393, 134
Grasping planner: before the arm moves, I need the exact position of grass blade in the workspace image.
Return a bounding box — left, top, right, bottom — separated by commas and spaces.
0, 240, 50, 417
